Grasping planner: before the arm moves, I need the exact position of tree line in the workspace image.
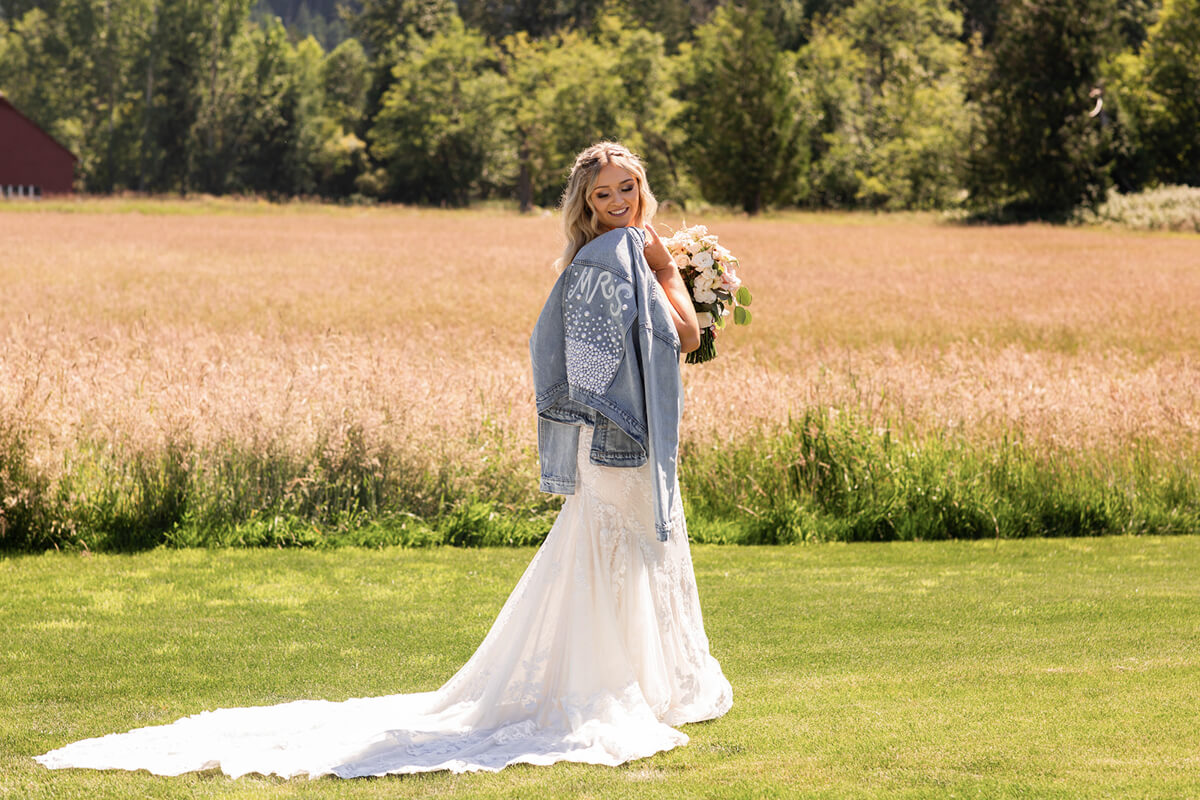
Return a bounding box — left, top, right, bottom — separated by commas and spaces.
1, 0, 1196, 218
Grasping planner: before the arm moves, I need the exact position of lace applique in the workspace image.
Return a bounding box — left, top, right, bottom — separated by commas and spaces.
576, 430, 646, 601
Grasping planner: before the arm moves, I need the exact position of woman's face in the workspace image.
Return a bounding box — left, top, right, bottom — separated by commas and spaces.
589, 163, 640, 230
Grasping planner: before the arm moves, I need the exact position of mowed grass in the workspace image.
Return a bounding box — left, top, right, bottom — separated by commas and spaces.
3, 536, 1199, 799
1, 202, 1199, 549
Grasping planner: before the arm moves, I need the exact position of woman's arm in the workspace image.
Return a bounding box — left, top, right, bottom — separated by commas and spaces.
642, 225, 701, 354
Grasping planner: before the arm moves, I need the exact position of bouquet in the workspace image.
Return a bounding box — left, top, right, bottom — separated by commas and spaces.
662, 224, 752, 364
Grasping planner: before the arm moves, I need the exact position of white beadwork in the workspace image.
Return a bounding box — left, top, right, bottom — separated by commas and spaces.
564, 267, 625, 394
566, 338, 621, 394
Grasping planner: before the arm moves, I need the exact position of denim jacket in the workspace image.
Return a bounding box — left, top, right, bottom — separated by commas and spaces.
529, 225, 683, 541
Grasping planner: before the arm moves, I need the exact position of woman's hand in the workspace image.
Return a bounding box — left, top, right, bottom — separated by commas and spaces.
642, 224, 675, 272
643, 224, 701, 354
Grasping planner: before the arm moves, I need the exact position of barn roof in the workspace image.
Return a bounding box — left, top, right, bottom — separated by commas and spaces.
0, 93, 79, 163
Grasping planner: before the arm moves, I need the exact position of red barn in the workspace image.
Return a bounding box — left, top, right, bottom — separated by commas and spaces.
0, 94, 77, 197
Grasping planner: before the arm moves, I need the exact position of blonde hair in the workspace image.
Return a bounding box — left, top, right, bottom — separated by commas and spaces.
553, 142, 658, 272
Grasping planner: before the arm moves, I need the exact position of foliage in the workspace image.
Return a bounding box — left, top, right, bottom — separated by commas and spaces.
797, 0, 973, 209
0, 423, 52, 550
252, 0, 350, 50
500, 14, 683, 209
591, 14, 690, 205
622, 0, 715, 50
677, 2, 807, 213
1074, 184, 1200, 231
349, 0, 456, 54
322, 37, 369, 129
683, 408, 1200, 544
315, 38, 371, 194
462, 0, 606, 40
967, 0, 1121, 219
370, 18, 509, 205
1104, 0, 1200, 189
2, 0, 1199, 218
793, 24, 865, 207
501, 30, 624, 209
0, 0, 159, 191
3, 399, 1198, 551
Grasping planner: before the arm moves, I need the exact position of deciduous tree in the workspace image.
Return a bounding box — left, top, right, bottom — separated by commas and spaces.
1132, 0, 1198, 186
370, 18, 509, 205
802, 0, 971, 209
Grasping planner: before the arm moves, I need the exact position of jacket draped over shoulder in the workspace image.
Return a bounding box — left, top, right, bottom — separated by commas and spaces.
529, 226, 683, 541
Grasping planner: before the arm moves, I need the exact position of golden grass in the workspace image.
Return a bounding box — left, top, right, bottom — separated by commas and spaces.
2, 202, 1199, 492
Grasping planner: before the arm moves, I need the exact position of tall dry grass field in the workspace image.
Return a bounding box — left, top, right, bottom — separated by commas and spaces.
1, 201, 1198, 548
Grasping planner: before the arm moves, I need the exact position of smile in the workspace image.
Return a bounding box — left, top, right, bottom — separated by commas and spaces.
609, 208, 629, 217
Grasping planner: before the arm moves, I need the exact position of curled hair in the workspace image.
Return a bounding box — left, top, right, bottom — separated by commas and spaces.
554, 142, 658, 272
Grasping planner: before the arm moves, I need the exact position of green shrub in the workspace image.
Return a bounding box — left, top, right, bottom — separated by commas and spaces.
0, 424, 53, 549
1075, 185, 1200, 232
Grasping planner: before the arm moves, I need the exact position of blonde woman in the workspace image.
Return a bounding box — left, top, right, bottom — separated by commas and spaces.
36, 143, 731, 779
553, 142, 702, 354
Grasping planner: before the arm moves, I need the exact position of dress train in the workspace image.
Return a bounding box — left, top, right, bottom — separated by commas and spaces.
35, 425, 733, 778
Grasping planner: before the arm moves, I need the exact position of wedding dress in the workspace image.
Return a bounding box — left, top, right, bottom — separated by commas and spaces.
35, 424, 733, 778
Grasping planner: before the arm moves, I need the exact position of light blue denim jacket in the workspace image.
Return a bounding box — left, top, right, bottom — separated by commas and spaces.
529, 225, 683, 541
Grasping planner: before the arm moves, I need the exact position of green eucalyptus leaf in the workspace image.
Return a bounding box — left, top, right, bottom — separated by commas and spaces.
734, 306, 751, 325
736, 286, 753, 306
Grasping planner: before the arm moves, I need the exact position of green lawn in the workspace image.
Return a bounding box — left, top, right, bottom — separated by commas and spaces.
3, 537, 1199, 799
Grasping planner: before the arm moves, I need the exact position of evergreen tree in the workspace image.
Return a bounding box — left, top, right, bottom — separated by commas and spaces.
795, 24, 864, 206
462, 0, 606, 40
234, 23, 333, 195
968, 0, 1120, 218
0, 0, 46, 22
677, 3, 807, 213
605, 0, 723, 51
349, 0, 455, 54
322, 37, 368, 131
187, 0, 255, 192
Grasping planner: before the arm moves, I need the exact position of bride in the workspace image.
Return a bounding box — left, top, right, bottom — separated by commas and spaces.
34, 142, 733, 779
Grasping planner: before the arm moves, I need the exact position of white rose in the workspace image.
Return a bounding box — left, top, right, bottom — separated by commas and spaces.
696, 311, 714, 329
673, 252, 691, 269
691, 250, 715, 270
693, 286, 717, 304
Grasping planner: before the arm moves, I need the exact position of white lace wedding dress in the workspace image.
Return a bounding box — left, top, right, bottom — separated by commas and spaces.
35, 424, 733, 778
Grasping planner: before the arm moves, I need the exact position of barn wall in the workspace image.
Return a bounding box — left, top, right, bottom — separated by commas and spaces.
0, 102, 77, 194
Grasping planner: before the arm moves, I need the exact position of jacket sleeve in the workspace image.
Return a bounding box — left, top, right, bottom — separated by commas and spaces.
625, 230, 684, 542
